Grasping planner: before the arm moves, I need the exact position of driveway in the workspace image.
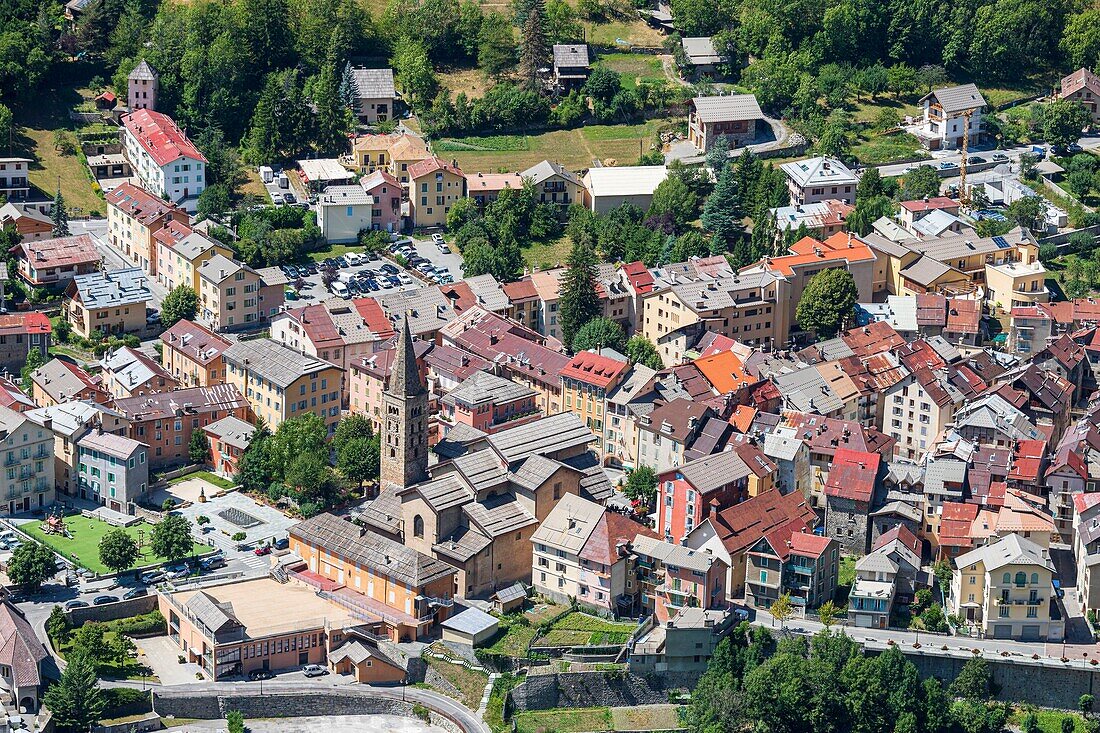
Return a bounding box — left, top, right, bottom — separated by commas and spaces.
138, 634, 204, 686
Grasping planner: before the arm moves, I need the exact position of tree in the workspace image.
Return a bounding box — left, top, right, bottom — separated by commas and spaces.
950, 656, 993, 700
46, 605, 71, 644
701, 164, 742, 251
649, 176, 697, 232
227, 711, 246, 733
558, 239, 600, 349
705, 135, 732, 175
150, 514, 194, 564
1008, 195, 1046, 232
817, 600, 839, 628
110, 632, 136, 668
21, 347, 44, 394
72, 622, 109, 664
623, 465, 657, 506
478, 13, 516, 77
1020, 153, 1039, 180
0, 104, 11, 149
584, 66, 620, 103
795, 268, 857, 337
847, 195, 895, 235
196, 184, 232, 220
1081, 694, 1095, 718
572, 317, 626, 353
1069, 169, 1095, 200
519, 0, 549, 89
339, 61, 360, 109
1041, 99, 1091, 151
311, 39, 354, 155
625, 335, 663, 370
1061, 9, 1100, 71
189, 429, 209, 464
1064, 717, 1077, 733
98, 529, 139, 575
7, 541, 56, 592
393, 38, 438, 107
161, 285, 198, 327
43, 652, 105, 733
51, 189, 70, 237
917, 64, 949, 92
899, 165, 941, 200
817, 122, 851, 160
333, 414, 374, 456
337, 435, 380, 490
770, 593, 793, 627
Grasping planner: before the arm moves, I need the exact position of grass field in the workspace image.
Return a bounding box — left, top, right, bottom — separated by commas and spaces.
853, 130, 927, 165
442, 119, 673, 172
610, 705, 683, 730
438, 67, 497, 100
536, 612, 637, 647
26, 515, 210, 575
1008, 709, 1087, 733
168, 470, 235, 491
585, 20, 665, 49
515, 708, 613, 733
424, 646, 489, 709
523, 235, 572, 269
598, 53, 665, 89
484, 623, 539, 657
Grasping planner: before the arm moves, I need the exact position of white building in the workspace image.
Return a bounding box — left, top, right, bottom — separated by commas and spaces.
582, 166, 668, 215
915, 84, 985, 151
0, 406, 55, 516
316, 185, 373, 244
780, 157, 858, 206
121, 109, 207, 212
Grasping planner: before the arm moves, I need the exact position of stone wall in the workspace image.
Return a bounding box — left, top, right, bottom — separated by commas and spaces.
511, 671, 674, 712
67, 594, 158, 625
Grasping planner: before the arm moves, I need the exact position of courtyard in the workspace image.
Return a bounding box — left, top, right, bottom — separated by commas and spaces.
23, 514, 211, 575
174, 490, 297, 553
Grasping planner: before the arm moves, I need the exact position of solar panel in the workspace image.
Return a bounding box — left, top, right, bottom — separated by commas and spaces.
992, 236, 1010, 249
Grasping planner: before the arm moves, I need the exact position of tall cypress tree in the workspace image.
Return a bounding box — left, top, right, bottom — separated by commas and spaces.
701, 164, 741, 252
51, 189, 70, 237
558, 239, 599, 350
339, 61, 360, 110
519, 0, 550, 90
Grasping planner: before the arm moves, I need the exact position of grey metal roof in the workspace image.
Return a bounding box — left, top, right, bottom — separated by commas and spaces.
855, 552, 898, 574
377, 286, 455, 338
520, 160, 581, 187
492, 582, 527, 603
465, 274, 511, 313
922, 83, 986, 114
677, 450, 751, 494
908, 226, 1030, 263
352, 482, 403, 534
899, 255, 957, 286
510, 454, 565, 492
291, 512, 457, 586
691, 94, 764, 123
681, 37, 723, 64
185, 591, 238, 633
442, 370, 534, 408
203, 414, 256, 450
223, 338, 336, 389
923, 458, 967, 498
774, 367, 845, 415
463, 495, 537, 537
870, 500, 922, 523
434, 526, 493, 562
562, 451, 615, 502
552, 44, 590, 69
488, 412, 595, 462
441, 607, 499, 636
128, 60, 158, 81
453, 449, 510, 493
531, 493, 604, 552
173, 232, 223, 260
413, 473, 474, 511
633, 534, 717, 572
72, 267, 150, 309
954, 532, 1053, 573
199, 253, 245, 284
351, 68, 396, 98
77, 430, 143, 458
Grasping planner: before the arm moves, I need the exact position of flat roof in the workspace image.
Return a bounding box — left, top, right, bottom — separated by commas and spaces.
171, 577, 353, 635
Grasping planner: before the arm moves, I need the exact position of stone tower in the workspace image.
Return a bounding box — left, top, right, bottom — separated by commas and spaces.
380, 316, 428, 488
127, 60, 159, 111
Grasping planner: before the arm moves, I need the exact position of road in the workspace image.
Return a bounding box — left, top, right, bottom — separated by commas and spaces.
873, 135, 1100, 178
162, 714, 448, 732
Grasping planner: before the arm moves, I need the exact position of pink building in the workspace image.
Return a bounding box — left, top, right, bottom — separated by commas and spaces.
440, 370, 539, 434
633, 534, 728, 623
361, 170, 402, 233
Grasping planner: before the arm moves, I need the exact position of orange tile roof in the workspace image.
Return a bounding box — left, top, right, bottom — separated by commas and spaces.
760, 231, 875, 277
561, 351, 628, 389
730, 405, 757, 433
900, 197, 958, 213
693, 350, 753, 394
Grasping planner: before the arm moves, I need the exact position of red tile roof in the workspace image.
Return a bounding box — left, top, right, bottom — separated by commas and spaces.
0, 312, 50, 337
872, 524, 921, 556
152, 219, 192, 250
939, 501, 979, 548
900, 197, 958, 213
502, 278, 538, 302
945, 298, 980, 335
106, 182, 184, 226
760, 231, 875, 277
730, 405, 757, 433
560, 351, 628, 389
122, 109, 207, 166
840, 320, 905, 358
824, 448, 880, 504
160, 319, 230, 366
580, 511, 659, 565
15, 234, 100, 270
916, 294, 947, 327
621, 261, 655, 295
409, 156, 463, 180
712, 488, 817, 556
787, 531, 833, 558
693, 350, 753, 393
1074, 491, 1100, 515
353, 298, 397, 340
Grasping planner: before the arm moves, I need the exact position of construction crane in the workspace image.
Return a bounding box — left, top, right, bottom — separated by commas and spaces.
958, 107, 977, 206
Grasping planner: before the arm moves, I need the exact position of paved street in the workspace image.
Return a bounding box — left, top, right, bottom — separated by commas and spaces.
165, 715, 447, 732
873, 134, 1100, 178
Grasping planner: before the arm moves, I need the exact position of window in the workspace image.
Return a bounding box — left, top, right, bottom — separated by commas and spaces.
413, 515, 424, 538
760, 570, 767, 583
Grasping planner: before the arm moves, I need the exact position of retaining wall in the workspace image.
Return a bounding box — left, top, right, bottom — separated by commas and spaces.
66, 594, 158, 625
511, 671, 695, 711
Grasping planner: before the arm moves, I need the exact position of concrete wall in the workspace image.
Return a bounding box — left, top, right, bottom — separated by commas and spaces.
511, 671, 695, 712
66, 593, 158, 625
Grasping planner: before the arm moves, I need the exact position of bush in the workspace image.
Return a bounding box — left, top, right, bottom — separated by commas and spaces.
226, 710, 245, 733
100, 687, 151, 719
231, 532, 246, 542
412, 704, 431, 723
109, 611, 166, 637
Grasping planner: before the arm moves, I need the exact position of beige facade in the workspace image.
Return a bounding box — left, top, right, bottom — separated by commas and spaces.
985, 260, 1050, 310
197, 255, 284, 332
157, 234, 235, 292
105, 183, 187, 276
410, 159, 466, 229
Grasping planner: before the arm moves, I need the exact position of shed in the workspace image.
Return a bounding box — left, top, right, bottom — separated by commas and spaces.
490, 583, 528, 614
440, 607, 500, 647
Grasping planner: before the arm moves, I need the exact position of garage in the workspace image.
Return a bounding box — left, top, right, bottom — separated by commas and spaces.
440, 608, 499, 648
1021, 625, 1042, 641
992, 624, 1013, 639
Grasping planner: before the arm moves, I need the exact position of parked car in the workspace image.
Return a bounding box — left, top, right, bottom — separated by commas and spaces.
398, 273, 413, 285
938, 161, 958, 170
146, 309, 161, 325
274, 537, 289, 550
431, 233, 445, 244
437, 242, 451, 254
284, 192, 298, 204
992, 152, 1009, 162
271, 193, 284, 205
64, 600, 88, 610
302, 664, 328, 677
1053, 579, 1065, 598
254, 545, 272, 556
140, 570, 167, 585
92, 595, 117, 606
200, 556, 227, 571
967, 156, 986, 164
122, 588, 148, 600
249, 669, 275, 681
365, 278, 380, 292
380, 264, 398, 275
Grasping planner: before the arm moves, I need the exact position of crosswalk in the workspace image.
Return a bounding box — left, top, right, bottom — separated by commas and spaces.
239, 554, 271, 572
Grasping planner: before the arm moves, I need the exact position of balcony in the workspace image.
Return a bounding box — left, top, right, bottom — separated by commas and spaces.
787, 563, 814, 575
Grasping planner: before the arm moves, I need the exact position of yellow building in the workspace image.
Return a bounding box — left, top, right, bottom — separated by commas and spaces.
409, 157, 466, 229
351, 132, 430, 186
560, 351, 628, 439
63, 268, 152, 339
105, 182, 188, 276
223, 338, 343, 433
984, 260, 1050, 309
156, 231, 235, 292
196, 254, 284, 332
949, 533, 1062, 641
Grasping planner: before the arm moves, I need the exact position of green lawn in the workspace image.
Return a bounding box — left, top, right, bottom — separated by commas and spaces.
585, 19, 666, 49
853, 130, 928, 165
515, 708, 613, 733
610, 705, 683, 731
598, 53, 664, 90
485, 623, 538, 657
304, 242, 370, 263
537, 612, 637, 646
523, 236, 572, 269
167, 470, 235, 491
423, 646, 489, 709
53, 630, 155, 681
1008, 709, 1087, 733
25, 515, 210, 575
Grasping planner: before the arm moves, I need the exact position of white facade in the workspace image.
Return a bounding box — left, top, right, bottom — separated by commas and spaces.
122, 130, 205, 213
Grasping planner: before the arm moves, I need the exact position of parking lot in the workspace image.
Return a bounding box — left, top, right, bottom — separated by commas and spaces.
285, 237, 465, 305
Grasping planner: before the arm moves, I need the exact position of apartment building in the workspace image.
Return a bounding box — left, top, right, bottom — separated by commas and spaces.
439, 370, 539, 435
121, 109, 207, 211
657, 450, 757, 544
100, 346, 179, 399
64, 268, 152, 339
520, 161, 584, 211
350, 132, 430, 184
0, 406, 54, 516
561, 351, 629, 439
160, 320, 231, 387
113, 384, 249, 469
822, 448, 881, 555
75, 430, 148, 512
633, 534, 728, 623
636, 399, 714, 472
28, 359, 109, 408
271, 299, 395, 386
10, 235, 101, 289
745, 526, 838, 610
0, 313, 51, 377
1059, 68, 1100, 123
26, 401, 128, 498
531, 494, 619, 611
156, 231, 234, 292
203, 415, 255, 478
409, 157, 466, 228
196, 255, 284, 332
780, 157, 858, 205
223, 339, 342, 433
105, 183, 188, 276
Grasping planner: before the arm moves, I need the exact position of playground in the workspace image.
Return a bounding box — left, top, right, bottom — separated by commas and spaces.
24, 511, 210, 575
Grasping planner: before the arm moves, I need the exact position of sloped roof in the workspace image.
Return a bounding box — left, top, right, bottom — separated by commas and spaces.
350, 67, 395, 98
921, 83, 986, 114
691, 94, 764, 123
122, 109, 207, 166
824, 448, 880, 504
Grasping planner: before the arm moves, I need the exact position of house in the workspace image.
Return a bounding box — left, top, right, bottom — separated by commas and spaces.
552, 45, 590, 88
27, 401, 128, 498
637, 399, 714, 472
949, 533, 1062, 641
347, 336, 431, 430
769, 200, 853, 240
687, 94, 764, 153
744, 525, 838, 610
327, 638, 408, 683
112, 384, 249, 469
780, 157, 858, 206
64, 268, 152, 339
28, 359, 109, 408
121, 109, 207, 211
105, 184, 188, 277
316, 185, 373, 244
583, 166, 668, 215
657, 450, 764, 544
985, 259, 1050, 309
160, 319, 231, 387
440, 608, 499, 647
916, 84, 986, 150
223, 338, 343, 432
75, 430, 148, 513
847, 552, 899, 629
0, 203, 52, 241
1073, 493, 1100, 616
0, 405, 55, 516
561, 350, 629, 441
898, 197, 961, 231
10, 234, 101, 288
360, 170, 402, 233
632, 534, 728, 622
196, 255, 285, 332
350, 132, 431, 185
0, 313, 50, 377
466, 172, 524, 208
100, 346, 179, 399
628, 607, 736, 678
823, 448, 881, 554
680, 37, 726, 75
128, 60, 159, 111
1059, 68, 1100, 124
349, 68, 396, 123
440, 370, 539, 435
0, 602, 49, 712
289, 512, 457, 641
0, 158, 32, 201
409, 157, 466, 228
684, 488, 819, 600
520, 161, 584, 211
203, 415, 256, 478
156, 230, 235, 293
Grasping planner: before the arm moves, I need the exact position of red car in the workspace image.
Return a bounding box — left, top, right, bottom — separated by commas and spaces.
254, 545, 272, 556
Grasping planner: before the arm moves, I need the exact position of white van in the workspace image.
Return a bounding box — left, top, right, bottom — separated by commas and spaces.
345, 252, 363, 265
331, 281, 349, 298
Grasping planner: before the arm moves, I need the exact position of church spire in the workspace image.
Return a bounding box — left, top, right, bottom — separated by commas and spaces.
389, 315, 426, 397
380, 314, 428, 489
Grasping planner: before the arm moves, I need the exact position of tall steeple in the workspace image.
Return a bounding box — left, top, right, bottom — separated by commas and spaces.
380, 316, 428, 488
